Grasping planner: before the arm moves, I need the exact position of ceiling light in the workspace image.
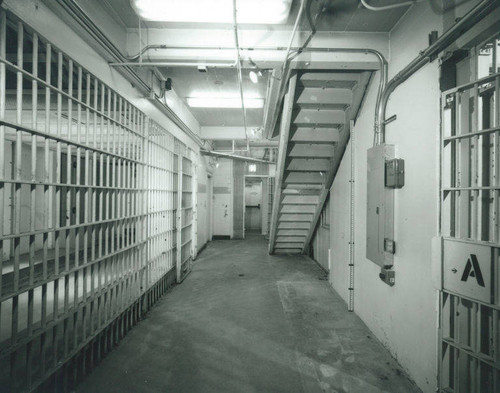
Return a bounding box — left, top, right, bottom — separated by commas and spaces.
187, 97, 264, 109
249, 70, 263, 84
130, 0, 292, 24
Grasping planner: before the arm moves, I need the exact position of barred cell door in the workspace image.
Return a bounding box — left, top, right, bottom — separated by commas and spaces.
439, 70, 500, 392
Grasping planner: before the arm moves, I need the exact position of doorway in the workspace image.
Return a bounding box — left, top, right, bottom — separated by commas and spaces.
245, 178, 263, 235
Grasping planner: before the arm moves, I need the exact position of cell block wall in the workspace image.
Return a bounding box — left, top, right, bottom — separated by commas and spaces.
0, 10, 195, 392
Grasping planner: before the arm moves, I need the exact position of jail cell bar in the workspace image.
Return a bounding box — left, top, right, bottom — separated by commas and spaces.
175, 143, 194, 283
440, 72, 500, 392
0, 10, 193, 392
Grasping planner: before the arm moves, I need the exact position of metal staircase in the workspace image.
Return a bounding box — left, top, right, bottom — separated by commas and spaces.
269, 70, 371, 254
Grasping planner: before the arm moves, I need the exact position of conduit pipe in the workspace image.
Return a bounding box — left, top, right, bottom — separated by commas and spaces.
374, 0, 498, 145
110, 46, 388, 149
214, 140, 279, 150
121, 44, 389, 59
110, 61, 238, 67
360, 0, 416, 11
232, 0, 250, 150
348, 119, 355, 312
281, 0, 306, 76
122, 44, 239, 67
201, 149, 272, 164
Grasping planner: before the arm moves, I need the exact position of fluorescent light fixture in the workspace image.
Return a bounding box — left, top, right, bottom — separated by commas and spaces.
130, 0, 292, 24
187, 97, 264, 109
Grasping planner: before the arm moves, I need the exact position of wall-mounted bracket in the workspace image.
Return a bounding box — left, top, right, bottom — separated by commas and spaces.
379, 267, 395, 286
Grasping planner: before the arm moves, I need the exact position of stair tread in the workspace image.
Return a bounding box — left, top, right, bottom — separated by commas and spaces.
271, 70, 369, 255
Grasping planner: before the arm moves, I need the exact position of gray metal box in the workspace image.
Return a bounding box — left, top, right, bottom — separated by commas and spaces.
379, 267, 395, 286
367, 144, 395, 267
385, 158, 405, 188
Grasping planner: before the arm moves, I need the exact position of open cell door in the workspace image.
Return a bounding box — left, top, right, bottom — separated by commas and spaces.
438, 69, 500, 392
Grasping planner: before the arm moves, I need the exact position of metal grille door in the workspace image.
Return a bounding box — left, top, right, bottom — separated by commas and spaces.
439, 71, 500, 392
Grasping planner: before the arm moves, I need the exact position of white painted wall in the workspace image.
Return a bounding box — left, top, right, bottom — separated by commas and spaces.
196, 155, 211, 251
312, 198, 330, 272
212, 159, 233, 237
329, 3, 443, 392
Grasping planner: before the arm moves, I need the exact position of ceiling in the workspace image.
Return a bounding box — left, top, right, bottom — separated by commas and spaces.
101, 0, 410, 32
161, 67, 270, 127
75, 0, 413, 158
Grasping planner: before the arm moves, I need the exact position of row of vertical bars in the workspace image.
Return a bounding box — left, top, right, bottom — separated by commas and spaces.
440, 60, 500, 391
442, 72, 500, 243
440, 291, 499, 392
0, 10, 194, 392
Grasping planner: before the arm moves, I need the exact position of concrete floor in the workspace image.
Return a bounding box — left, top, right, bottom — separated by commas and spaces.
77, 235, 421, 393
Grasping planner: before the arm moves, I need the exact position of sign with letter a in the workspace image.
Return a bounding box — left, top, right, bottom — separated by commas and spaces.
443, 240, 492, 304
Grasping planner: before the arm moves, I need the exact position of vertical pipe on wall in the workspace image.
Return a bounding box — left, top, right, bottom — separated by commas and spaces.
0, 10, 6, 308
232, 0, 249, 149
176, 154, 182, 283
192, 158, 198, 260
348, 120, 355, 312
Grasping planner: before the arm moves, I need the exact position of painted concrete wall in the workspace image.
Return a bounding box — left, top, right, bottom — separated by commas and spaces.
329, 3, 443, 392
233, 162, 245, 239
312, 198, 330, 272
212, 159, 233, 237
213, 162, 272, 239
196, 155, 211, 251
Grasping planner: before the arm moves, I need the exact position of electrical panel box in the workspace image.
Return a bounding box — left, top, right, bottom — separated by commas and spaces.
385, 159, 405, 188
367, 144, 395, 267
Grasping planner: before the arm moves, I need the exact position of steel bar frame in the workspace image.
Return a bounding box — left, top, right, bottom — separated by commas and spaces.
440, 64, 500, 392
0, 10, 194, 392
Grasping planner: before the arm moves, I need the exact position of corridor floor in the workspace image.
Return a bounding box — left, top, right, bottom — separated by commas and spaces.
77, 235, 421, 393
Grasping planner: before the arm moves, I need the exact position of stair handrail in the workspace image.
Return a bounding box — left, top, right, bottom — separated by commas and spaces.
268, 73, 298, 254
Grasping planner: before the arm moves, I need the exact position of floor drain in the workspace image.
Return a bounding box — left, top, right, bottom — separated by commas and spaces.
238, 274, 245, 277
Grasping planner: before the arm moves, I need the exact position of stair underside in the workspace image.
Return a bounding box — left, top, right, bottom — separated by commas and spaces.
271, 70, 371, 254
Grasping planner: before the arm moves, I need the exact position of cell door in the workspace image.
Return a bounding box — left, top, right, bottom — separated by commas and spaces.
439, 68, 500, 391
